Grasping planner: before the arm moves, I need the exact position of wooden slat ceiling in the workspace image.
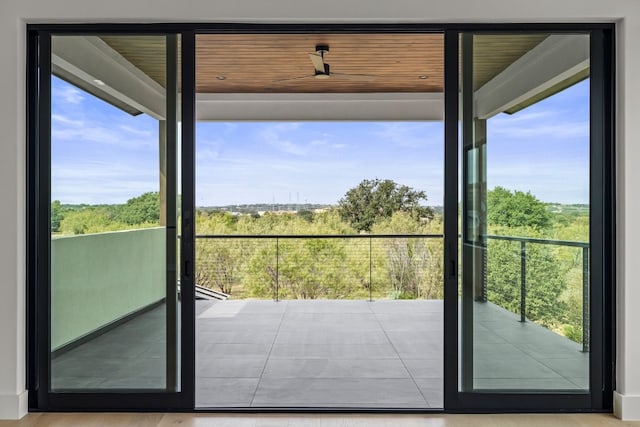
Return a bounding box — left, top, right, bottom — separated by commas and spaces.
195, 33, 443, 93
100, 35, 172, 88
100, 33, 548, 94
472, 34, 549, 89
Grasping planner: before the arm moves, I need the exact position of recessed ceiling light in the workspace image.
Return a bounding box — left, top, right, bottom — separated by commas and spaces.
217, 76, 226, 80
93, 79, 106, 86
419, 75, 428, 80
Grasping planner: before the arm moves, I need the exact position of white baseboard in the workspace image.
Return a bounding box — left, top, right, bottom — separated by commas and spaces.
0, 390, 28, 420
614, 391, 640, 420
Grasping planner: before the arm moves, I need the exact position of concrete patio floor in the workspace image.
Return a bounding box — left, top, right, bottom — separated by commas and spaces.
51, 299, 588, 408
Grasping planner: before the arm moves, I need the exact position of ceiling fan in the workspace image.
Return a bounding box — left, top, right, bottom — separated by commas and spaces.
274, 44, 377, 82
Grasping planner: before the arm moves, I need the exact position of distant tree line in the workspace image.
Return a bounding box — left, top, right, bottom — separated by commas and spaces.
50, 181, 589, 344
51, 191, 160, 234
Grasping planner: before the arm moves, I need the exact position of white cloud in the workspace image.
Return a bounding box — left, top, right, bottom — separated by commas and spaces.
255, 123, 344, 157
195, 152, 365, 205
486, 160, 589, 204
489, 110, 589, 140
52, 116, 156, 149
490, 111, 552, 125
196, 147, 220, 161
53, 85, 85, 104
490, 120, 589, 140
193, 121, 447, 206
372, 123, 442, 148
52, 114, 84, 126
258, 122, 308, 156
118, 125, 153, 137
52, 161, 158, 204
50, 77, 163, 203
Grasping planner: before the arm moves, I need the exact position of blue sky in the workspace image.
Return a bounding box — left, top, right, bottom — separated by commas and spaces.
195, 121, 444, 206
51, 76, 589, 206
51, 77, 160, 204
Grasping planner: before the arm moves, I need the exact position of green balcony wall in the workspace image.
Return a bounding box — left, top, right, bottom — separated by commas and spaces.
51, 228, 166, 350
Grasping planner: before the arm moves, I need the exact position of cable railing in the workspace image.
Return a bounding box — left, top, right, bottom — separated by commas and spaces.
195, 234, 444, 302
194, 233, 589, 350
484, 234, 590, 352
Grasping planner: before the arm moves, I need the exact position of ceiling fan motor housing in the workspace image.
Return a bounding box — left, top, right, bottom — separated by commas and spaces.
316, 44, 329, 55
316, 63, 330, 77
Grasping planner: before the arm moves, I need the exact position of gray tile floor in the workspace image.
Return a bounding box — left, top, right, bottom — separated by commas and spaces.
472, 302, 589, 390
52, 304, 167, 390
51, 299, 588, 408
196, 300, 443, 408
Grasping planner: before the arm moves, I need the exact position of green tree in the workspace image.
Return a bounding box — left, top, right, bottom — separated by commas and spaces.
51, 200, 64, 233
373, 211, 443, 299
195, 211, 244, 295
196, 240, 245, 295
59, 208, 128, 234
487, 186, 551, 230
338, 179, 433, 232
296, 209, 314, 223
115, 192, 160, 225
236, 210, 366, 299
552, 215, 589, 342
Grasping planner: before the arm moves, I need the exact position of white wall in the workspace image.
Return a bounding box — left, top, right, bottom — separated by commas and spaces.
1, 0, 639, 420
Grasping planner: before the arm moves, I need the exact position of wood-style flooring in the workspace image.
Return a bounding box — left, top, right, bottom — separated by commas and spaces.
1, 413, 639, 427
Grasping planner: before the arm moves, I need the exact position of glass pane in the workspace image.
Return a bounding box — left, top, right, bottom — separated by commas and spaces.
458, 33, 590, 392
50, 34, 181, 391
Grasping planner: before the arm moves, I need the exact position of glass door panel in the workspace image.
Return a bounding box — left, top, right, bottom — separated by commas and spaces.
458, 32, 591, 393
49, 34, 181, 392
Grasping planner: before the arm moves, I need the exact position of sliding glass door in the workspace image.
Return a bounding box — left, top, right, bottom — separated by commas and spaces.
444, 29, 614, 410
28, 24, 613, 413
30, 29, 195, 410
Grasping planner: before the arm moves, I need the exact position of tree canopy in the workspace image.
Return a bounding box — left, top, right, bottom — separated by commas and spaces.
51, 200, 64, 232
114, 191, 160, 225
337, 179, 433, 232
487, 186, 551, 230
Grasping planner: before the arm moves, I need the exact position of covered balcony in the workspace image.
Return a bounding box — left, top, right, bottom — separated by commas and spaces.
50, 229, 589, 408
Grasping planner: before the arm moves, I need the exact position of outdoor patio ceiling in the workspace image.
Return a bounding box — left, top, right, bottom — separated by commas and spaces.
51, 32, 588, 120
99, 33, 550, 94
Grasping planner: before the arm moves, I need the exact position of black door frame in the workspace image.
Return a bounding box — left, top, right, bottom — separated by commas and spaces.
27, 26, 196, 411
27, 22, 615, 413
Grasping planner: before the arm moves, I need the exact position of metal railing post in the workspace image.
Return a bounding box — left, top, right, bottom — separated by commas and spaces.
582, 247, 590, 352
369, 236, 373, 302
481, 241, 488, 302
520, 240, 526, 322
275, 237, 279, 302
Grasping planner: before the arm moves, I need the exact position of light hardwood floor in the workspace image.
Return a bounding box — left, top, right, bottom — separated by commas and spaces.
1, 413, 639, 427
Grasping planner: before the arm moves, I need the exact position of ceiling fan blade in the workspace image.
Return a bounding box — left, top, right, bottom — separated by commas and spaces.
308, 53, 326, 74
273, 74, 315, 82
330, 72, 377, 82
